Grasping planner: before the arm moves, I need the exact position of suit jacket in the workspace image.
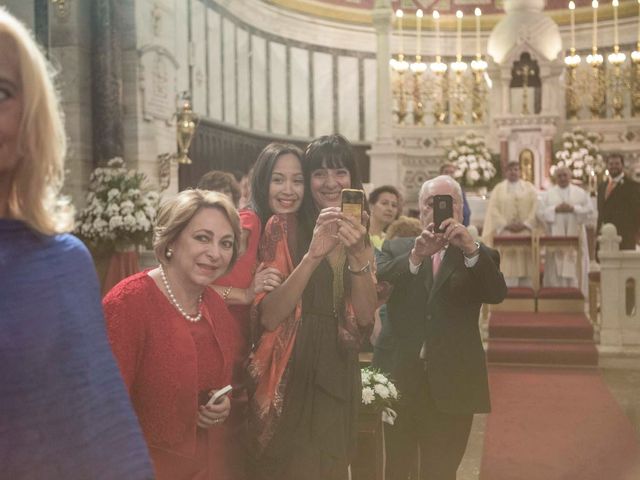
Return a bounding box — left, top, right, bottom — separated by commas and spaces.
597, 175, 640, 250
376, 238, 507, 414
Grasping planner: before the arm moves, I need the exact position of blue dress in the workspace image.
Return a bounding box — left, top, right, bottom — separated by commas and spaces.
0, 219, 154, 480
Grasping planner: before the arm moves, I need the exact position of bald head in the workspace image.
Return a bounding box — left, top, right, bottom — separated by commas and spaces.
418, 175, 463, 228
554, 166, 571, 188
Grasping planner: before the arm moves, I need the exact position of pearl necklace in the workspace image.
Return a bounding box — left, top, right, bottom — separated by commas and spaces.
159, 265, 203, 323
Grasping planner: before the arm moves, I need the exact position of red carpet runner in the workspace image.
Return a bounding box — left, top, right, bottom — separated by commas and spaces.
480, 366, 640, 480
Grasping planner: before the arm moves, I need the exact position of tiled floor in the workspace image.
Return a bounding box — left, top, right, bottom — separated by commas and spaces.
457, 367, 640, 480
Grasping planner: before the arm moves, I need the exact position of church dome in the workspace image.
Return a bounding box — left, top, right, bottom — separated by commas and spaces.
488, 0, 562, 64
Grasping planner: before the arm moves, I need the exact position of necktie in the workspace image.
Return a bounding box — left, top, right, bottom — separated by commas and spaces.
605, 179, 616, 199
431, 251, 442, 277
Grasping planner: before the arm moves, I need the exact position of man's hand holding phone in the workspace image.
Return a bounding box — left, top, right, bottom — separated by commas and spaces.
198, 385, 232, 429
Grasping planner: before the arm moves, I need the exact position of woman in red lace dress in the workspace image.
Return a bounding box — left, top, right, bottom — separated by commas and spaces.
103, 190, 243, 480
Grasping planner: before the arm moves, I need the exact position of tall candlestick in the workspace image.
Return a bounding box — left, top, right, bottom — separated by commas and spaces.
569, 1, 576, 50
474, 8, 481, 58
637, 0, 640, 46
396, 9, 404, 56
592, 0, 598, 53
456, 10, 463, 61
612, 0, 619, 47
433, 10, 441, 58
416, 9, 423, 59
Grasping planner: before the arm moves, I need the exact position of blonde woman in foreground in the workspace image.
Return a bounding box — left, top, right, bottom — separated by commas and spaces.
0, 8, 153, 479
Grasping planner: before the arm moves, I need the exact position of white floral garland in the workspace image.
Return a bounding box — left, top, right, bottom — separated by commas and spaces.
76, 157, 159, 250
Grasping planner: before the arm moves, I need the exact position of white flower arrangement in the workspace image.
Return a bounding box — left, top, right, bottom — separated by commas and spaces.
361, 367, 399, 410
446, 131, 497, 188
553, 127, 604, 184
76, 157, 160, 251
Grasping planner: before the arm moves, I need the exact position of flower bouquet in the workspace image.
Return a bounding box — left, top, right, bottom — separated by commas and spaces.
361, 367, 400, 424
446, 131, 497, 188
76, 157, 160, 252
552, 127, 604, 184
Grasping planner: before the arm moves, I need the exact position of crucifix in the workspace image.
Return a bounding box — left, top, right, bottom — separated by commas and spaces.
515, 66, 535, 115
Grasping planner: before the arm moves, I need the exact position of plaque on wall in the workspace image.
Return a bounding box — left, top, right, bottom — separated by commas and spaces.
139, 45, 179, 124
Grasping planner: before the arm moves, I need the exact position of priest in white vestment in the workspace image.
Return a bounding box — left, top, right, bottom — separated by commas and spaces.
537, 166, 593, 297
482, 161, 538, 287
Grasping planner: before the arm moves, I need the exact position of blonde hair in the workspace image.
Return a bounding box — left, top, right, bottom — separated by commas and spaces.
153, 190, 241, 270
0, 8, 71, 235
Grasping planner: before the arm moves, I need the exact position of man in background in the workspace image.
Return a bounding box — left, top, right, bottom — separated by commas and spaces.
597, 153, 640, 251
482, 161, 538, 287
537, 166, 594, 297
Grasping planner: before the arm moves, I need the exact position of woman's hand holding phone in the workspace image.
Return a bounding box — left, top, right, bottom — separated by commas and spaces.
197, 386, 232, 429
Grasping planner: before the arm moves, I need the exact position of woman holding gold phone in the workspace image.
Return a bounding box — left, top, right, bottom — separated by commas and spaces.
248, 134, 377, 480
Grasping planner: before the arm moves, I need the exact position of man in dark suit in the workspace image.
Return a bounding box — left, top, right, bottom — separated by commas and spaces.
597, 153, 640, 250
377, 175, 507, 480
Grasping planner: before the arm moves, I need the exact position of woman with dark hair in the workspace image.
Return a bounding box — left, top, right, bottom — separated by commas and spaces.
197, 170, 242, 207
368, 185, 401, 250
250, 142, 306, 228
248, 134, 377, 480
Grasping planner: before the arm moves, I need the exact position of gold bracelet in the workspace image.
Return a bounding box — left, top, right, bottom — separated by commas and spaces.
347, 261, 371, 275
222, 286, 233, 301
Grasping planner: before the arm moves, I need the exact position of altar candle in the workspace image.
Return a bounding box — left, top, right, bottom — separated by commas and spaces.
592, 0, 598, 52
396, 9, 404, 56
416, 9, 423, 58
612, 0, 619, 47
456, 10, 463, 60
474, 8, 481, 57
433, 10, 441, 58
569, 1, 576, 50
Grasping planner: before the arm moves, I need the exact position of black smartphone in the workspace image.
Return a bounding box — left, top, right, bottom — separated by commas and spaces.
433, 194, 453, 233
341, 189, 364, 220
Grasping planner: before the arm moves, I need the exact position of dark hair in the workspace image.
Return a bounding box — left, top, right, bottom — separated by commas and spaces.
197, 170, 241, 207
439, 162, 456, 174
231, 170, 244, 183
369, 185, 401, 207
298, 134, 369, 247
250, 142, 304, 227
607, 152, 625, 165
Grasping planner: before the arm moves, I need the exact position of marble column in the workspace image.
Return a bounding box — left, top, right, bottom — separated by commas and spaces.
372, 0, 393, 143
91, 0, 124, 165
369, 1, 403, 191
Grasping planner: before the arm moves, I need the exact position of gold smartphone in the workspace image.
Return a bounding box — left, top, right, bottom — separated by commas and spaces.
341, 189, 364, 220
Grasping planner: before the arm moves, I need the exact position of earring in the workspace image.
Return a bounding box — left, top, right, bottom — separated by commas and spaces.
166, 248, 174, 259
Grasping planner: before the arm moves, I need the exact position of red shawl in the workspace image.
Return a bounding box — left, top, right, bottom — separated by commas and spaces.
248, 215, 363, 450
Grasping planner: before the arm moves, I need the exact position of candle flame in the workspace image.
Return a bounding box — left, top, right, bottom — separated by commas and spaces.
592, 0, 598, 8
612, 0, 618, 6
456, 10, 463, 19
433, 10, 440, 19
416, 9, 423, 18
475, 8, 481, 16
569, 1, 575, 10
395, 9, 403, 18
